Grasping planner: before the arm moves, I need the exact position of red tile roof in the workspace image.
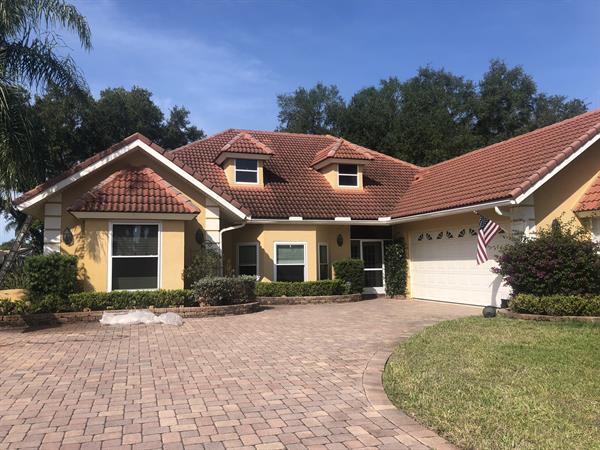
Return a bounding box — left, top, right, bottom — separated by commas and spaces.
172, 130, 419, 220
574, 175, 600, 213
311, 138, 374, 167
391, 108, 600, 218
68, 167, 199, 214
14, 108, 600, 221
218, 132, 274, 158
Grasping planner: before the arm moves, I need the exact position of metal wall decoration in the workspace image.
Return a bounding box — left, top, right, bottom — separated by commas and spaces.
336, 234, 344, 247
63, 227, 74, 246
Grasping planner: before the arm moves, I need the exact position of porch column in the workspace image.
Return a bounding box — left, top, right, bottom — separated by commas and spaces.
43, 197, 62, 254
204, 198, 221, 250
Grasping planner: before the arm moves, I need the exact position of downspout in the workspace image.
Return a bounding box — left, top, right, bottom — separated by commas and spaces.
219, 221, 248, 275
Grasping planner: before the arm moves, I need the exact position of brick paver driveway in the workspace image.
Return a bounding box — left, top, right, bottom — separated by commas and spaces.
0, 298, 477, 450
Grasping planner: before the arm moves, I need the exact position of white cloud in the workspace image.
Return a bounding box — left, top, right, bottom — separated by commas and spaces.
70, 0, 282, 132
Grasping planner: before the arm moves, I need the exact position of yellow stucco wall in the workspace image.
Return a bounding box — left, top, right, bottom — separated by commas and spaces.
223, 223, 351, 282
36, 149, 205, 291
534, 140, 600, 230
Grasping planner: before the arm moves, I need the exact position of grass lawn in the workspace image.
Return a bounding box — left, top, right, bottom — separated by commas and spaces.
383, 317, 600, 450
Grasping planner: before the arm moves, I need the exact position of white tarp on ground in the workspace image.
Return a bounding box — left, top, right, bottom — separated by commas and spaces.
100, 311, 183, 326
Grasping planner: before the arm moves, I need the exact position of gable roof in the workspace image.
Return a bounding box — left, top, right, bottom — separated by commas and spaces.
68, 167, 199, 215
311, 138, 374, 168
574, 174, 600, 213
172, 130, 419, 220
391, 108, 600, 218
13, 108, 600, 223
14, 132, 249, 218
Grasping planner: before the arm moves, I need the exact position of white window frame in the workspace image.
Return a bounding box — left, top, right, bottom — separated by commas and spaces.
338, 164, 359, 188
108, 222, 162, 292
273, 242, 307, 282
318, 242, 329, 280
237, 242, 260, 277
235, 159, 259, 185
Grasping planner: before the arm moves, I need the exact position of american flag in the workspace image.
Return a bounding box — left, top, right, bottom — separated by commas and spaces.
476, 215, 501, 264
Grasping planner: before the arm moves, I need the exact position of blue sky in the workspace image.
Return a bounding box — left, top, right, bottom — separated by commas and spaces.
2, 0, 599, 242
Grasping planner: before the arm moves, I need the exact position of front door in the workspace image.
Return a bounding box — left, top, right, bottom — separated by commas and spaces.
352, 239, 385, 294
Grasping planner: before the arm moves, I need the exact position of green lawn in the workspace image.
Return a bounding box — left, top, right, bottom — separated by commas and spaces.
383, 317, 600, 450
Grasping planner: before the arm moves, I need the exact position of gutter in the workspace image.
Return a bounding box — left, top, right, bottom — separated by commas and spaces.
247, 198, 515, 226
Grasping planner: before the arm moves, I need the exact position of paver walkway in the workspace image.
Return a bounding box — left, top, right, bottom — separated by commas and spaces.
0, 298, 477, 450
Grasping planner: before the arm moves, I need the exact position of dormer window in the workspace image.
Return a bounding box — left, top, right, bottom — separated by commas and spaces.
338, 164, 359, 187
235, 159, 258, 184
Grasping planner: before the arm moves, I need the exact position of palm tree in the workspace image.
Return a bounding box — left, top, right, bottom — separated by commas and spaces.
0, 0, 92, 203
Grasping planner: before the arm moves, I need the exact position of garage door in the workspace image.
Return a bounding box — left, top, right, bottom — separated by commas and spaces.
409, 226, 511, 306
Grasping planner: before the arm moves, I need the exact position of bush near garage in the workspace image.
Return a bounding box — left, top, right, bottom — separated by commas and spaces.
332, 258, 365, 293
384, 239, 407, 296
193, 276, 256, 306
494, 219, 600, 296
256, 280, 350, 297
509, 293, 600, 316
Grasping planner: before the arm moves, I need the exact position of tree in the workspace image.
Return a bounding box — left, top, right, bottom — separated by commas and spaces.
0, 0, 91, 203
532, 94, 587, 129
343, 78, 402, 152
277, 83, 346, 135
277, 60, 587, 166
160, 106, 205, 149
475, 59, 537, 142
27, 86, 206, 185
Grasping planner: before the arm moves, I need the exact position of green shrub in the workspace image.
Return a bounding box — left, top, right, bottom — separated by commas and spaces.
0, 298, 30, 315
24, 253, 79, 301
182, 246, 222, 288
68, 289, 195, 311
0, 263, 27, 290
510, 293, 600, 316
494, 219, 600, 296
384, 239, 407, 296
193, 276, 256, 306
332, 258, 364, 293
256, 280, 350, 297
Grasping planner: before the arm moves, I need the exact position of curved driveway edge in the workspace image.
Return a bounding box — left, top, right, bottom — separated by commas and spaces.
363, 349, 459, 450
0, 298, 477, 450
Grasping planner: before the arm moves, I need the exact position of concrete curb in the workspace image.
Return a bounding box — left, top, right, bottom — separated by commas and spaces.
362, 347, 459, 450
498, 308, 600, 323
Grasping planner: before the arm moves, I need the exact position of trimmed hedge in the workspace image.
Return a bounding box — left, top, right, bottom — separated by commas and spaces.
256, 280, 350, 297
24, 253, 79, 301
68, 289, 195, 312
0, 298, 29, 315
384, 239, 407, 296
332, 258, 364, 293
510, 293, 600, 317
193, 276, 256, 306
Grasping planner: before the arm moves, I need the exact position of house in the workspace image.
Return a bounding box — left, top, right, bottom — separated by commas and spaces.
13, 109, 600, 306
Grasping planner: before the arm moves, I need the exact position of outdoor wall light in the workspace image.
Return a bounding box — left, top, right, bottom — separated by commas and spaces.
195, 229, 205, 245
63, 227, 74, 246
337, 234, 344, 247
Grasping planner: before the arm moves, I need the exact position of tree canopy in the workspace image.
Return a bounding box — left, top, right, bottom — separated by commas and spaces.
276, 60, 588, 166
28, 85, 205, 184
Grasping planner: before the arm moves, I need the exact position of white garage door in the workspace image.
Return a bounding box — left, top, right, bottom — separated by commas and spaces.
409, 226, 511, 306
